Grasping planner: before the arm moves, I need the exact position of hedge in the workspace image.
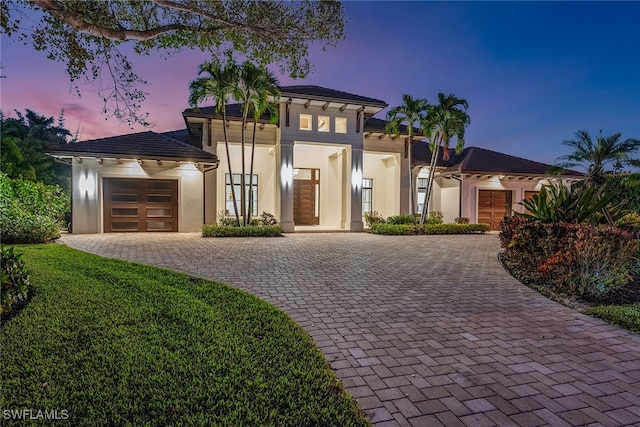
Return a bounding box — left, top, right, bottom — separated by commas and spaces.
370, 223, 490, 235
202, 224, 284, 237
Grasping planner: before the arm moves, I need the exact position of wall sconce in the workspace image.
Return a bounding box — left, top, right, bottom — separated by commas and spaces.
351, 167, 363, 190
180, 162, 200, 178
281, 163, 293, 188
78, 173, 95, 197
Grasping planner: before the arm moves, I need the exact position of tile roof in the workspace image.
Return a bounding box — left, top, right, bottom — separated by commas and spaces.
413, 144, 582, 177
279, 85, 388, 107
364, 117, 422, 135
45, 131, 218, 163
183, 103, 272, 122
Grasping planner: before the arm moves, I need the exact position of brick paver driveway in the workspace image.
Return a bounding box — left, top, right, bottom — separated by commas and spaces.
61, 233, 640, 426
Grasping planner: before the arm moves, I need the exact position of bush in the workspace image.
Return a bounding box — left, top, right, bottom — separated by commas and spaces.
363, 211, 386, 228
425, 211, 444, 225
1, 246, 30, 315
371, 223, 490, 235
500, 217, 640, 299
455, 217, 470, 224
386, 214, 415, 225
202, 224, 284, 237
0, 173, 69, 243
259, 211, 278, 226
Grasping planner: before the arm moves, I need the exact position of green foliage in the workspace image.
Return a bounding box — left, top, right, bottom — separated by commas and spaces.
386, 214, 415, 225
584, 304, 640, 333
259, 211, 279, 226
1, 246, 30, 315
202, 224, 284, 237
425, 211, 444, 225
370, 223, 490, 235
0, 244, 369, 426
3, 1, 345, 125
0, 110, 72, 193
500, 218, 639, 299
607, 174, 640, 214
518, 181, 628, 224
363, 211, 386, 228
455, 217, 470, 224
0, 173, 70, 243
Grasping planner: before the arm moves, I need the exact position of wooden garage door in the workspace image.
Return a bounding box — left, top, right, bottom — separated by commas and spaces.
104, 178, 178, 232
478, 190, 512, 230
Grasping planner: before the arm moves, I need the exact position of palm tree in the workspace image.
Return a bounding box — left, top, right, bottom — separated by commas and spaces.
419, 93, 470, 225
385, 94, 429, 224
234, 62, 280, 225
188, 59, 241, 225
556, 130, 640, 188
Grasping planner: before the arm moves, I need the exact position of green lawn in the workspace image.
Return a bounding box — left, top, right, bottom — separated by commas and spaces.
584, 303, 640, 333
0, 244, 369, 426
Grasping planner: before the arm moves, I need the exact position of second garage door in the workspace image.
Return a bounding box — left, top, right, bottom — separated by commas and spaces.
478, 190, 512, 230
104, 178, 178, 232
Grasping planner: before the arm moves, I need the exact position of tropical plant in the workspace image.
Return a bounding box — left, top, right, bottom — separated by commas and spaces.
189, 59, 241, 225
233, 62, 280, 225
419, 93, 470, 225
1, 246, 30, 315
363, 211, 386, 228
385, 95, 429, 225
555, 130, 640, 188
518, 181, 628, 225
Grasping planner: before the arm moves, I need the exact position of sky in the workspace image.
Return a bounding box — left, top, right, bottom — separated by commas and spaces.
1, 1, 639, 166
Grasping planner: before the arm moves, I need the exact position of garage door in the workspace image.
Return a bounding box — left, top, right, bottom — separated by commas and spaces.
103, 178, 178, 232
478, 190, 512, 230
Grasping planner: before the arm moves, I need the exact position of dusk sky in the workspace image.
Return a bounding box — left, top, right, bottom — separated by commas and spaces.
1, 1, 639, 166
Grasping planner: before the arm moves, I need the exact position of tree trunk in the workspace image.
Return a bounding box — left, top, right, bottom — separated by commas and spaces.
420, 139, 442, 225
222, 109, 240, 225
240, 105, 248, 225
407, 137, 417, 226
248, 118, 258, 224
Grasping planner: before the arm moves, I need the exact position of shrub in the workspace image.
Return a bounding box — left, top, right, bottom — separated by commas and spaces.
500, 218, 640, 299
371, 223, 490, 235
1, 246, 30, 314
0, 173, 69, 243
363, 211, 386, 228
386, 214, 415, 225
259, 211, 278, 226
202, 224, 284, 237
217, 211, 240, 227
455, 217, 470, 224
425, 211, 444, 225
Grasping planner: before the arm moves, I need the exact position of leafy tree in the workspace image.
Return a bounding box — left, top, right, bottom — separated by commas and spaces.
419, 93, 470, 225
385, 95, 428, 224
189, 58, 241, 225
2, 0, 345, 125
556, 130, 640, 188
0, 109, 72, 193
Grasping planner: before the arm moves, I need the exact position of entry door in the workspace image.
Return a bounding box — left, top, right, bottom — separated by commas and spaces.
478, 190, 512, 230
103, 178, 178, 232
293, 168, 319, 225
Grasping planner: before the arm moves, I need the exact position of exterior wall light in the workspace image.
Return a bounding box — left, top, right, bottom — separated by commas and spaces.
78, 172, 95, 197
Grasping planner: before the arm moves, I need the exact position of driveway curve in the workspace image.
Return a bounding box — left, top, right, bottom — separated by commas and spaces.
61, 233, 640, 426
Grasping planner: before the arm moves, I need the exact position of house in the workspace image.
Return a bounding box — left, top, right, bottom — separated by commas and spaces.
46, 85, 581, 233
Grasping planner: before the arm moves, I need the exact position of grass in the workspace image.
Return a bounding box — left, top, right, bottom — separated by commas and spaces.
584, 304, 640, 333
0, 244, 369, 426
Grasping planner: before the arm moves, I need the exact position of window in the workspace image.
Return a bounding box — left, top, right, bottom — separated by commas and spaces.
335, 117, 347, 133
417, 177, 428, 213
318, 115, 330, 132
362, 178, 373, 214
299, 114, 312, 131
225, 174, 258, 217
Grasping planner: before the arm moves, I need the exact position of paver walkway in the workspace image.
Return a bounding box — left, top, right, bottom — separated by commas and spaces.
61, 233, 640, 426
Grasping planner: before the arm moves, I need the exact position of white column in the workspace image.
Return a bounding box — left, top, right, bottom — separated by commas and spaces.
350, 147, 363, 231
279, 140, 295, 232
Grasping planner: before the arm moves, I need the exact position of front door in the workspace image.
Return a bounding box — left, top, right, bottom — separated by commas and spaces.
293, 168, 319, 225
478, 189, 512, 230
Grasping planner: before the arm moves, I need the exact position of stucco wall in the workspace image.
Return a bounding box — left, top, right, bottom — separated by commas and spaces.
71, 160, 204, 233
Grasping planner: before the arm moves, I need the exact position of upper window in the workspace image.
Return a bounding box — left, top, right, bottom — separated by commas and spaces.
299, 114, 312, 131
318, 116, 330, 132
335, 117, 347, 134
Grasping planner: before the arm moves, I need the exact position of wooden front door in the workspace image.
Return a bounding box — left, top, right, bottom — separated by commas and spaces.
293, 168, 319, 225
478, 190, 512, 230
103, 178, 178, 232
